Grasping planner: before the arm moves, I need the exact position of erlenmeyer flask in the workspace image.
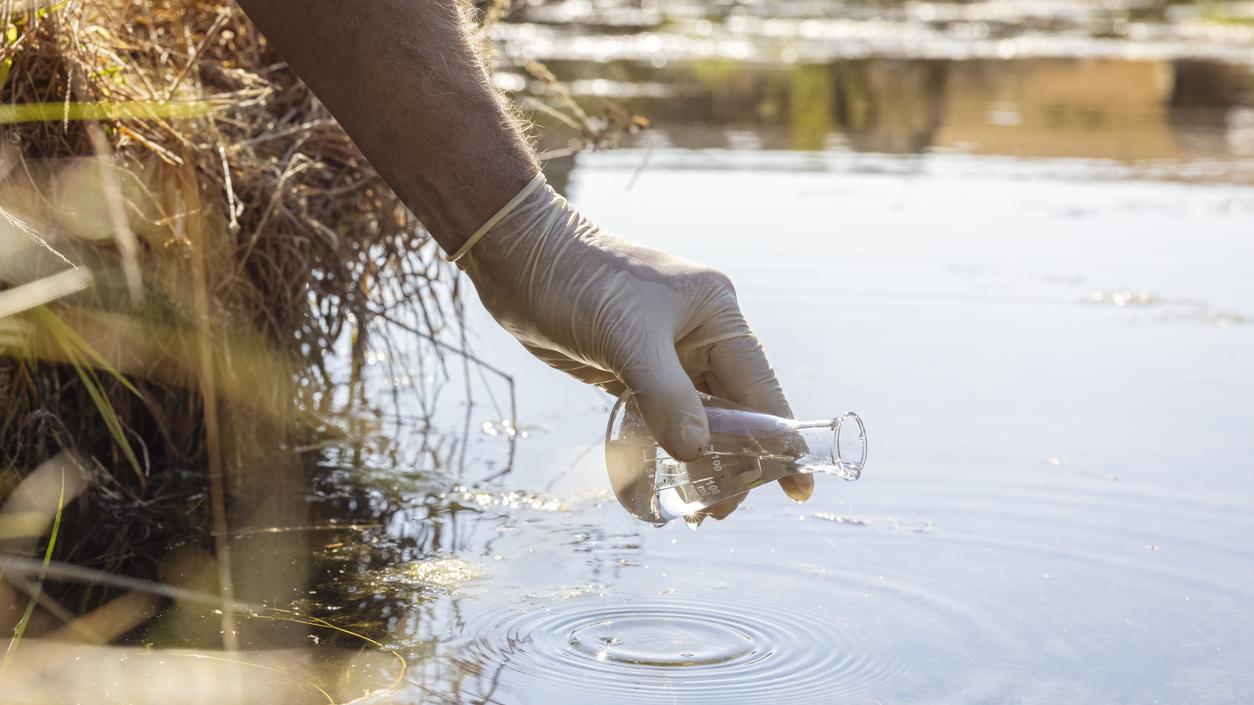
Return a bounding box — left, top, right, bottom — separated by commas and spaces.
605, 392, 866, 525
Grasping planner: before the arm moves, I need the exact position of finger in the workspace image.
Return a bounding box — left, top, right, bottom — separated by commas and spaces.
693, 373, 715, 396
616, 336, 709, 462
707, 333, 815, 502
596, 378, 627, 397
705, 492, 747, 520
523, 343, 619, 389
707, 333, 792, 419
703, 372, 731, 401
692, 378, 747, 516
778, 473, 814, 502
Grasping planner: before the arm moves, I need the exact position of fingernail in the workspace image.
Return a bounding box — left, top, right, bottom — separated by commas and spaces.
782, 477, 814, 503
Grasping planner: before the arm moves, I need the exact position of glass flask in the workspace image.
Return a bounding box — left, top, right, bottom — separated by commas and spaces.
605, 392, 867, 526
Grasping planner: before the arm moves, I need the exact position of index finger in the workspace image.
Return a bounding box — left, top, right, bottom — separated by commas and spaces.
706, 329, 814, 502
706, 331, 792, 419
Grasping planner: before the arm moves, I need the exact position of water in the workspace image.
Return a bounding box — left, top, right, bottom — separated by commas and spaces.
308, 173, 1254, 701
240, 4, 1254, 703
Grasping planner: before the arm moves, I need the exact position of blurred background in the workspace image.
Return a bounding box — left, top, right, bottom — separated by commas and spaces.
1, 1, 1251, 703
514, 0, 1254, 182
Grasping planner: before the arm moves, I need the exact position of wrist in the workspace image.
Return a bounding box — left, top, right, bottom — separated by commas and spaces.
455, 174, 589, 289
449, 171, 548, 263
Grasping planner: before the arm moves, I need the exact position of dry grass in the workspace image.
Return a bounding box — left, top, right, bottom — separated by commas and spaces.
1, 0, 465, 459
0, 0, 470, 669
0, 0, 646, 695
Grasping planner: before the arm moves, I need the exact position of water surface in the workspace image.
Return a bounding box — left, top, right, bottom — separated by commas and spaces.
307, 5, 1254, 703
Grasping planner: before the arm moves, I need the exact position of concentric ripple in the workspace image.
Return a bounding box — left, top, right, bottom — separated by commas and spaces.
453, 596, 911, 704
566, 612, 759, 667
425, 463, 1254, 705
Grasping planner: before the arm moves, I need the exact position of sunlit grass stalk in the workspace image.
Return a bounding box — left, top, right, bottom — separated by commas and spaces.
1, 462, 65, 670
0, 269, 91, 320
0, 99, 219, 124
253, 609, 409, 692
182, 156, 237, 652
87, 125, 144, 306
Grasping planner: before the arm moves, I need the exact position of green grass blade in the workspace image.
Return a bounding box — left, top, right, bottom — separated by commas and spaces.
0, 24, 17, 91
31, 307, 145, 484
32, 306, 141, 397
1, 463, 65, 669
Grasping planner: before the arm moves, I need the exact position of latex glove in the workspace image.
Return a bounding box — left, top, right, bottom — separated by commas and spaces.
454, 174, 813, 515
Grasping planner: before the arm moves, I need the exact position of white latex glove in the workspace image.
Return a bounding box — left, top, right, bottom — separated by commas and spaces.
454, 174, 813, 514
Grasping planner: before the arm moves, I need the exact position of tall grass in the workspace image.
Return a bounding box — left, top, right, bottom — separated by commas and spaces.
0, 0, 643, 700
0, 0, 468, 697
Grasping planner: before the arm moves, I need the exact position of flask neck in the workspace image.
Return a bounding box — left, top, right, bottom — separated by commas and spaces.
790, 414, 865, 480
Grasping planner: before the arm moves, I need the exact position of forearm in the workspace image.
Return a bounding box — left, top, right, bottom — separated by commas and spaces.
235, 0, 539, 252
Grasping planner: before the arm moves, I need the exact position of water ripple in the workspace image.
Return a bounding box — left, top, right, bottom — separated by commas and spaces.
453, 596, 912, 704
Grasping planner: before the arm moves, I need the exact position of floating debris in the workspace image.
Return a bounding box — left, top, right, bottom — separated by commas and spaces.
1191, 310, 1246, 326
812, 512, 934, 533
1088, 289, 1154, 306
811, 513, 870, 527
375, 557, 488, 593
1083, 289, 1248, 325
526, 581, 608, 602
442, 486, 609, 513
481, 419, 530, 439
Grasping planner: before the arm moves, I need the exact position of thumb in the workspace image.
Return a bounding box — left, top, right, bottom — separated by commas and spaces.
617, 338, 709, 462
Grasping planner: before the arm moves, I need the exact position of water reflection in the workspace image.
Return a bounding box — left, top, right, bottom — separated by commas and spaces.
527, 56, 1254, 169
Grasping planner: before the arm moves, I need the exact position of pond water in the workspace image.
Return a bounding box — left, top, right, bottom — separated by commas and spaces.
293, 5, 1254, 704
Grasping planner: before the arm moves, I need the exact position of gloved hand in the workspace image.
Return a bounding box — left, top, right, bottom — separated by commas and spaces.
454, 173, 813, 517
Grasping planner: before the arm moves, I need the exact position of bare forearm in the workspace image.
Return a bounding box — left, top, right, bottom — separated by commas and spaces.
235, 0, 538, 252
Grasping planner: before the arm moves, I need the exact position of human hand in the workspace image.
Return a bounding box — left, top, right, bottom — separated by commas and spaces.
455, 174, 813, 518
